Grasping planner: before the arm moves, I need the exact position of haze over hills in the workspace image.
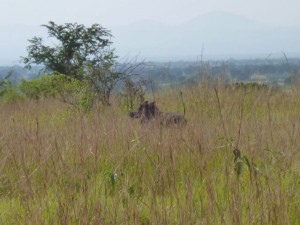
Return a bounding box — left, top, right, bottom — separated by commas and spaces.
1, 12, 300, 65
0, 24, 48, 65
112, 12, 300, 60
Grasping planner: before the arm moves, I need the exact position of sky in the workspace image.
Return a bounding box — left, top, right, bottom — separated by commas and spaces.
1, 0, 300, 64
1, 0, 300, 27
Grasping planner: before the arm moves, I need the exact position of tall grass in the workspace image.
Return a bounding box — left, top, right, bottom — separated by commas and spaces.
0, 85, 299, 224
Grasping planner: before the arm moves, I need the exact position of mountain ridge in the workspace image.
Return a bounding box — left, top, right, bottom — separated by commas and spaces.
1, 12, 300, 65
112, 12, 300, 60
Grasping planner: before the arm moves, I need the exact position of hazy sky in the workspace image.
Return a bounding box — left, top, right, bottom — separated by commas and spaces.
1, 0, 300, 27
1, 0, 300, 64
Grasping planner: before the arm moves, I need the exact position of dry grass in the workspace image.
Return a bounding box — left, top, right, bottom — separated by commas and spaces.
0, 85, 299, 224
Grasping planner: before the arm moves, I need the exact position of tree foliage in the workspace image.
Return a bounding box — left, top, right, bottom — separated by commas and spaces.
22, 21, 145, 106
22, 21, 116, 81
122, 78, 145, 111
20, 74, 76, 100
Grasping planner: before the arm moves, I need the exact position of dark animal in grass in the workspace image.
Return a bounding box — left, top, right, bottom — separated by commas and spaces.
130, 101, 187, 126
148, 101, 187, 126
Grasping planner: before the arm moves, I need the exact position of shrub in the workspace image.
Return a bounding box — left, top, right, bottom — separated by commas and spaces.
0, 80, 22, 103
19, 73, 94, 110
20, 73, 78, 99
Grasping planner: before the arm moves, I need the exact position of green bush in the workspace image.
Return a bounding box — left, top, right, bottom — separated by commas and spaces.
0, 80, 22, 103
1, 88, 23, 103
19, 73, 77, 100
19, 73, 95, 110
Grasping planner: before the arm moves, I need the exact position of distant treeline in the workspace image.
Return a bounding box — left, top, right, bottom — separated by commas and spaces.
1, 58, 300, 86
136, 58, 300, 86
0, 65, 45, 83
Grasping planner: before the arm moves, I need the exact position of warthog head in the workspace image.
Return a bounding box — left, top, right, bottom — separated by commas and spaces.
128, 101, 150, 119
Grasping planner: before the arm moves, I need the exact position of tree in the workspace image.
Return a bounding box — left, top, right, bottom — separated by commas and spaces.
85, 58, 145, 105
122, 78, 145, 111
23, 21, 145, 106
22, 21, 116, 81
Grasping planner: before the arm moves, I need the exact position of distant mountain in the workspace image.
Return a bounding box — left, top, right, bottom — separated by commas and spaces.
181, 12, 264, 30
112, 12, 300, 60
1, 12, 300, 65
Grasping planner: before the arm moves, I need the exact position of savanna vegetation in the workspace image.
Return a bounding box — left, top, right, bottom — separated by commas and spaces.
0, 22, 299, 224
1, 81, 300, 224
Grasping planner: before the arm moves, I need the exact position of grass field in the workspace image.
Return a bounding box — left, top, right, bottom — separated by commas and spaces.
0, 85, 299, 224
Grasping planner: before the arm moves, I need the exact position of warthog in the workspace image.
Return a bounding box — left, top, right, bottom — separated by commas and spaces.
128, 102, 148, 119
129, 101, 187, 126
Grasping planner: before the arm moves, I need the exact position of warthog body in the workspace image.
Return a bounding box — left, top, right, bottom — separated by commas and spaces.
156, 112, 187, 126
129, 101, 187, 126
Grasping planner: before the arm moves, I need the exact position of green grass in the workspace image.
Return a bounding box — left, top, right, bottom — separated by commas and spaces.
0, 85, 299, 224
